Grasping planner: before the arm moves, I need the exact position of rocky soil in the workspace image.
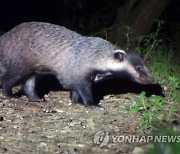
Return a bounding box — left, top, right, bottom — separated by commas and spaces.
0, 86, 153, 154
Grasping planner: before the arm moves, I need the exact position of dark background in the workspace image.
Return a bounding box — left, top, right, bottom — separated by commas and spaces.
0, 0, 179, 52
0, 1, 178, 32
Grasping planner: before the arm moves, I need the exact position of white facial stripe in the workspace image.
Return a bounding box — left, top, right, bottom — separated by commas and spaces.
126, 65, 139, 77
114, 50, 126, 55
107, 61, 128, 71
106, 60, 138, 77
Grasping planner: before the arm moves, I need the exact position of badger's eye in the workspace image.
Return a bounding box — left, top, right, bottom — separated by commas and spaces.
136, 65, 143, 71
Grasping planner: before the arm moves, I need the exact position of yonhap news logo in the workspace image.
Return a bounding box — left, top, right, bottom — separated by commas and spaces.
94, 130, 110, 147
93, 130, 180, 147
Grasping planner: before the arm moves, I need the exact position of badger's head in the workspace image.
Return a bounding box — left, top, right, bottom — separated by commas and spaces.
96, 49, 153, 84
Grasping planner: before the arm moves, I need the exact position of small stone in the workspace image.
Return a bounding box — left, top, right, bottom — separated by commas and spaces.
132, 147, 145, 154
0, 116, 4, 121
0, 147, 8, 153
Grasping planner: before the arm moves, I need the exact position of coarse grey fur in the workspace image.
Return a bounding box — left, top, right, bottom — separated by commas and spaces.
0, 22, 153, 105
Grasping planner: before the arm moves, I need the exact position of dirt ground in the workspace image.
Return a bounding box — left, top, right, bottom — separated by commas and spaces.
0, 85, 156, 154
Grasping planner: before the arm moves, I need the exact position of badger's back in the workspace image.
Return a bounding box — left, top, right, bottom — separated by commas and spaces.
0, 22, 117, 88
0, 22, 82, 66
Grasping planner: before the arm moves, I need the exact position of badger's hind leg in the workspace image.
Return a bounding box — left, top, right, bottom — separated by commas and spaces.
23, 75, 43, 101
2, 71, 25, 97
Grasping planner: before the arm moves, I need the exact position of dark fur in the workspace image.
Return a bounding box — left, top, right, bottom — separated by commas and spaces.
0, 22, 153, 105
20, 75, 164, 105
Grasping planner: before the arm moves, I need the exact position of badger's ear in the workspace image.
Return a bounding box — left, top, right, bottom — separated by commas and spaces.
114, 50, 126, 61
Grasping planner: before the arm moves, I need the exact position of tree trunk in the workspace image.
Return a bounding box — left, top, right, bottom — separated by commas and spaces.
108, 0, 171, 47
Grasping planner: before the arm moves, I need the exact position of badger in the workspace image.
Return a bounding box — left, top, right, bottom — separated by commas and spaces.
0, 22, 153, 105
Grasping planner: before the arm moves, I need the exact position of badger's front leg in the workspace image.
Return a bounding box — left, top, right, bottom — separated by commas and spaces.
71, 81, 94, 106
70, 90, 82, 104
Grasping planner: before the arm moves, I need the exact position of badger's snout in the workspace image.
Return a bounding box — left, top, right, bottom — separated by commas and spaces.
138, 73, 154, 84
148, 75, 154, 84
